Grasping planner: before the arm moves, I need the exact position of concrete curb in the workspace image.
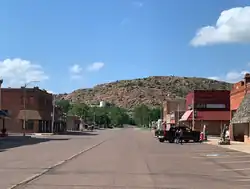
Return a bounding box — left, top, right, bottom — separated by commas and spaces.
205, 138, 244, 145
8, 139, 109, 189
32, 133, 54, 136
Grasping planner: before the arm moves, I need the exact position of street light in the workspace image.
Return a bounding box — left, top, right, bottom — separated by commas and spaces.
51, 94, 55, 134
0, 79, 4, 135
22, 80, 40, 136
0, 79, 3, 110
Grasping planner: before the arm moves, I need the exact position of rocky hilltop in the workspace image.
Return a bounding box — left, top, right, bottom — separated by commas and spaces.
58, 76, 232, 109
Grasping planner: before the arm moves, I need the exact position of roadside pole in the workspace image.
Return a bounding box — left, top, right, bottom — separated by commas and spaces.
23, 86, 26, 136
177, 103, 180, 125
192, 97, 195, 130
22, 81, 40, 136
51, 94, 55, 133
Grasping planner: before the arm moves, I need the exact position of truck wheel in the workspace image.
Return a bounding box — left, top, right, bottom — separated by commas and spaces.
184, 140, 189, 143
159, 138, 164, 143
194, 138, 200, 143
169, 139, 174, 143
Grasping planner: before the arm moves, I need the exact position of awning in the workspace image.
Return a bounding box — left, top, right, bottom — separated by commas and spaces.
0, 110, 10, 119
179, 110, 193, 121
17, 110, 42, 120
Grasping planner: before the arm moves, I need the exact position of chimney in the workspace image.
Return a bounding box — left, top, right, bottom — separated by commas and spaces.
244, 73, 250, 94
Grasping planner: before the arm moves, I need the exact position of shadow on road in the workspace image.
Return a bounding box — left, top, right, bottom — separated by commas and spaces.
59, 131, 99, 136
0, 136, 69, 151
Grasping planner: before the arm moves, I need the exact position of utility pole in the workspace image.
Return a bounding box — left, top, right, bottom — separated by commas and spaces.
0, 79, 3, 110
177, 103, 180, 125
51, 94, 55, 133
0, 79, 4, 133
192, 97, 195, 130
22, 81, 39, 136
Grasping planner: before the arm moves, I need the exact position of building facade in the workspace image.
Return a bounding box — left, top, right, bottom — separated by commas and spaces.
180, 90, 230, 135
0, 87, 54, 133
231, 73, 250, 143
163, 99, 186, 128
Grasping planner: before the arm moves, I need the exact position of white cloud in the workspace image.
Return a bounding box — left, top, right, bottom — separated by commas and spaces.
190, 6, 250, 46
209, 70, 248, 83
0, 58, 48, 87
132, 1, 144, 8
69, 64, 83, 80
70, 64, 82, 74
86, 62, 104, 72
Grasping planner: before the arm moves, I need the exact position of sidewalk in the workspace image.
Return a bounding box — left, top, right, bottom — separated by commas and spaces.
205, 138, 250, 154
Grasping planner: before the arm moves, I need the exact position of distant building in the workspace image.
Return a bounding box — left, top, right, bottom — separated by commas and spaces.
99, 101, 106, 107
0, 87, 62, 133
180, 90, 230, 135
66, 115, 81, 131
163, 99, 186, 128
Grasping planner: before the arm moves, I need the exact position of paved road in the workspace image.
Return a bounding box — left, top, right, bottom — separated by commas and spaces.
2, 128, 250, 188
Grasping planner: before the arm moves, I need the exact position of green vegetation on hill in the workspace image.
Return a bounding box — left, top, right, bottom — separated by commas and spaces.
56, 100, 161, 127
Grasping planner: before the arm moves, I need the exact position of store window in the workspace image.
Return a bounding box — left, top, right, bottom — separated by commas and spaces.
24, 120, 34, 130
29, 96, 34, 105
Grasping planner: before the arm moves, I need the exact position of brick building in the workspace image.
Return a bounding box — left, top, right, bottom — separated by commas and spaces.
231, 73, 250, 143
180, 90, 230, 135
0, 87, 55, 133
163, 99, 186, 128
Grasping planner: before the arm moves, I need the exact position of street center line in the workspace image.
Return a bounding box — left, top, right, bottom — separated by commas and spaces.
218, 167, 250, 172
192, 155, 250, 159
218, 160, 250, 164
8, 139, 109, 189
236, 179, 250, 182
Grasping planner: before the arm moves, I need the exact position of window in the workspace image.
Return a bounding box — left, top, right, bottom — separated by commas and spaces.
29, 96, 34, 105
23, 120, 34, 130
195, 104, 206, 109
20, 96, 24, 105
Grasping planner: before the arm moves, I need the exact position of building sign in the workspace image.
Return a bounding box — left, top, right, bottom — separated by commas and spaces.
195, 103, 226, 109
195, 104, 206, 109
206, 104, 226, 109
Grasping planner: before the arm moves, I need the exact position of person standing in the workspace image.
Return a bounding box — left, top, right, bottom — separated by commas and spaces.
175, 128, 180, 144
179, 128, 183, 145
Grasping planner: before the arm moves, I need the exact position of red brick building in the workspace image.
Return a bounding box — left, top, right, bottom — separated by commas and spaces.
0, 87, 55, 133
163, 99, 186, 128
230, 81, 245, 119
180, 90, 230, 135
230, 73, 250, 142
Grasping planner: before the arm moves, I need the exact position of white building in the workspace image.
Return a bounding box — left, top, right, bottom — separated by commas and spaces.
99, 101, 106, 107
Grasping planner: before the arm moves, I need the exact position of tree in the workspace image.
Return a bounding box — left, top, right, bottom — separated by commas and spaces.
56, 100, 71, 114
149, 107, 161, 122
70, 103, 89, 119
132, 105, 161, 127
133, 104, 150, 127
109, 107, 124, 127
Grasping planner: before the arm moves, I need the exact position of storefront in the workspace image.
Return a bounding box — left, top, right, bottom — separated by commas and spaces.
180, 90, 230, 135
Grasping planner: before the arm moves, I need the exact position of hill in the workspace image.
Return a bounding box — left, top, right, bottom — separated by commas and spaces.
58, 76, 232, 109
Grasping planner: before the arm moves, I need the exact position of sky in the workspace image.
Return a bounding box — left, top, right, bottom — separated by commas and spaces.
1, 0, 250, 94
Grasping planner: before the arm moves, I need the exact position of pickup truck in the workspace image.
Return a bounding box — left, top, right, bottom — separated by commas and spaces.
158, 126, 200, 143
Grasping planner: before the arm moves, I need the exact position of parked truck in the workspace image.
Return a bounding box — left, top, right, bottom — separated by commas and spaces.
158, 125, 200, 143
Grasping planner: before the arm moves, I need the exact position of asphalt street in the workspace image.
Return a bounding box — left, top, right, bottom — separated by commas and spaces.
1, 128, 250, 188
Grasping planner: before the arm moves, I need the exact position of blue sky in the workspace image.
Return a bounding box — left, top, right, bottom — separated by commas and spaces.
1, 0, 250, 94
